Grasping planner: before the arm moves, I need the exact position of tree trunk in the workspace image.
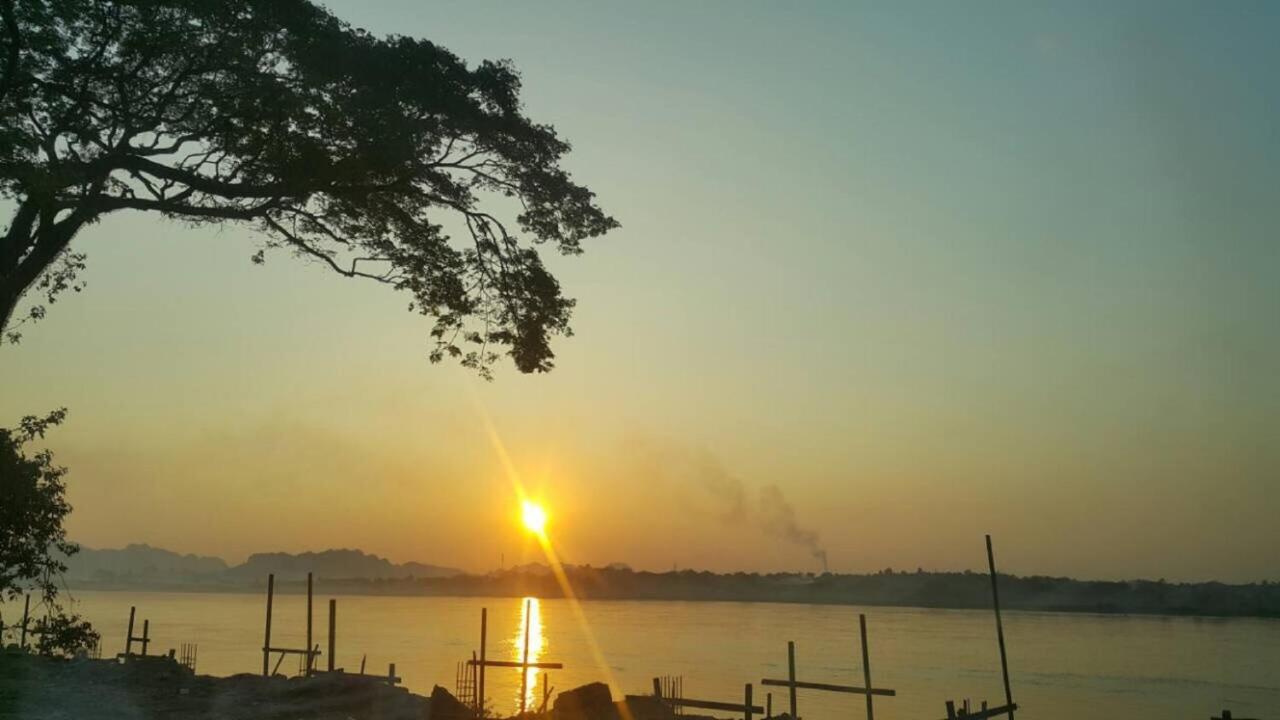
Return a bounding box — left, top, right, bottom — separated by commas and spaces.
0, 198, 89, 342
0, 284, 21, 339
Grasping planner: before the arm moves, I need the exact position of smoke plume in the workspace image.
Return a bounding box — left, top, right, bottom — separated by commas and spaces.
637, 439, 829, 572
759, 484, 829, 573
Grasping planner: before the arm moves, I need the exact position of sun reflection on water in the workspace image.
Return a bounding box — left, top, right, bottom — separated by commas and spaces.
513, 597, 545, 712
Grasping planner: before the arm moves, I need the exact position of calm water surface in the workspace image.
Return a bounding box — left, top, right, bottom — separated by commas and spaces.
18, 591, 1279, 719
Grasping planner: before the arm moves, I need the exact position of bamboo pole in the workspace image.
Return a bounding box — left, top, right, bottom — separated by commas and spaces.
520, 598, 532, 715
328, 599, 336, 672
126, 605, 136, 656
986, 535, 1014, 719
478, 608, 487, 717
20, 595, 31, 650
787, 641, 797, 720
305, 573, 313, 676
262, 574, 274, 676
859, 614, 874, 720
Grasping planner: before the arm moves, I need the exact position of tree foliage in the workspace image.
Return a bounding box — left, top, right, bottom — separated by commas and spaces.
0, 0, 617, 374
0, 408, 73, 596
0, 408, 99, 656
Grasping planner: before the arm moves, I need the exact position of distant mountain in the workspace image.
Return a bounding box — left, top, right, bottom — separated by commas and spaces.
227, 548, 462, 581
493, 561, 552, 577
64, 544, 228, 584
62, 544, 463, 589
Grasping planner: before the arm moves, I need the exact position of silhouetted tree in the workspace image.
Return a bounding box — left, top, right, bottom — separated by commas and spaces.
0, 0, 616, 374
0, 408, 99, 656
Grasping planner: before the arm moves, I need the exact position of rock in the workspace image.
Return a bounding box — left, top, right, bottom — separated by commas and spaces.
622, 694, 674, 720
429, 684, 472, 720
553, 682, 618, 720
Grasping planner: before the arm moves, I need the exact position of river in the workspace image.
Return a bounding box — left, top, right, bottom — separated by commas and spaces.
16, 591, 1279, 719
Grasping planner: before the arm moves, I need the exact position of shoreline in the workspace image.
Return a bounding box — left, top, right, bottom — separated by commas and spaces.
0, 652, 679, 720
58, 583, 1280, 621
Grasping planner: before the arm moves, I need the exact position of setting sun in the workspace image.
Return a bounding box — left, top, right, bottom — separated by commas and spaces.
521, 500, 548, 536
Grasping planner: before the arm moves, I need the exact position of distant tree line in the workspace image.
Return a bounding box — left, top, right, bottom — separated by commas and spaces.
303, 566, 1280, 619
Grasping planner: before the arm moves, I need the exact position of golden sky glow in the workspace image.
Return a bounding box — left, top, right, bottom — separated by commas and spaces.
0, 1, 1277, 584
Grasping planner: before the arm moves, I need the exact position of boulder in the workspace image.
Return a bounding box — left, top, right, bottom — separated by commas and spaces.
430, 684, 473, 720
553, 682, 618, 720
622, 694, 674, 720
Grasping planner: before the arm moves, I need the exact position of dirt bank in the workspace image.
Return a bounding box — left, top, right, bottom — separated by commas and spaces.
0, 651, 428, 720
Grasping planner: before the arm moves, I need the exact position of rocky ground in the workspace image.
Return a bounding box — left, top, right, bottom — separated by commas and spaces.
0, 651, 714, 720
0, 651, 424, 720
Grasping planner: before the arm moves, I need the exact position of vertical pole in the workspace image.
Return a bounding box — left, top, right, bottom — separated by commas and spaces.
945, 700, 957, 720
652, 677, 662, 698
478, 608, 488, 717
985, 535, 1014, 719
20, 595, 31, 649
859, 614, 874, 720
767, 692, 773, 719
390, 662, 396, 684
787, 641, 797, 720
125, 606, 136, 656
327, 599, 336, 672
744, 683, 753, 720
520, 598, 532, 715
141, 619, 149, 656
263, 574, 275, 677
305, 572, 314, 676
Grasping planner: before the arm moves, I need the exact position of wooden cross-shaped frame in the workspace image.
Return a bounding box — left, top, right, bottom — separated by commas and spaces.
467, 600, 565, 716
761, 614, 895, 720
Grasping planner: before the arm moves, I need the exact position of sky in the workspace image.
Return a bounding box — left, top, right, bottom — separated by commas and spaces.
2, 1, 1277, 582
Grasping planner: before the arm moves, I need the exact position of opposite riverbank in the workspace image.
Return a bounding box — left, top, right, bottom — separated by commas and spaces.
64, 565, 1280, 619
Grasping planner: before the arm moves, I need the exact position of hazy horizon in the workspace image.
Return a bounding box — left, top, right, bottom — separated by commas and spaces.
63, 539, 1280, 584
3, 0, 1277, 584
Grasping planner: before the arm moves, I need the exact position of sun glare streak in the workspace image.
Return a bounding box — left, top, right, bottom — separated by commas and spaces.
468, 389, 633, 720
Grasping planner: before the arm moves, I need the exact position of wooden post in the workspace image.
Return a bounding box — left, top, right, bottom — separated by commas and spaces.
126, 606, 136, 656
787, 641, 797, 720
360, 653, 366, 675
305, 572, 313, 676
744, 683, 754, 720
262, 574, 274, 676
327, 599, 336, 672
653, 677, 662, 699
389, 662, 396, 684
520, 598, 532, 715
141, 619, 150, 656
986, 535, 1014, 719
945, 700, 957, 720
766, 692, 772, 719
859, 614, 874, 720
20, 594, 31, 649
478, 608, 488, 717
